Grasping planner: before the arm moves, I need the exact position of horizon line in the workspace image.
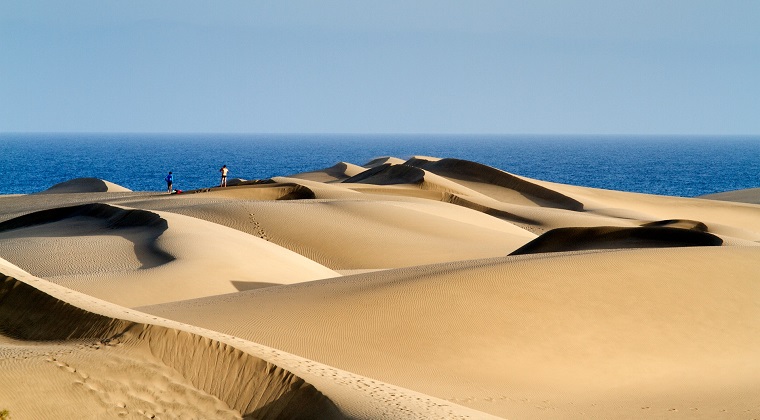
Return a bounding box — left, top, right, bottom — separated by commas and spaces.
2, 131, 760, 137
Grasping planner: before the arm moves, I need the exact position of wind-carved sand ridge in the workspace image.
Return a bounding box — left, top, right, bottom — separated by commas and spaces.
0, 264, 339, 419
2, 156, 760, 419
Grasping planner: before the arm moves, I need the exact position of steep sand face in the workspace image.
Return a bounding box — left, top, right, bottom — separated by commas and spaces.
0, 263, 339, 419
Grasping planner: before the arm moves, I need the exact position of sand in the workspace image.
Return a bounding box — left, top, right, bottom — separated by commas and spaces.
2, 156, 760, 419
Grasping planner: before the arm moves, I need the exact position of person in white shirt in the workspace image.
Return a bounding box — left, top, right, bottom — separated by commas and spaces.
219, 165, 228, 187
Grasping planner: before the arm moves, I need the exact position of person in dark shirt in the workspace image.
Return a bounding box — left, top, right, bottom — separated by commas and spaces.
165, 171, 173, 193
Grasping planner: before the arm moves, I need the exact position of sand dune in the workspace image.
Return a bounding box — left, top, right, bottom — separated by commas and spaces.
362, 156, 408, 168
198, 182, 317, 200
700, 187, 760, 204
0, 259, 499, 419
155, 197, 534, 269
141, 247, 760, 419
405, 157, 585, 210
0, 260, 338, 419
0, 202, 338, 307
290, 162, 368, 183
527, 177, 760, 239
3, 155, 760, 419
42, 177, 132, 193
343, 163, 426, 185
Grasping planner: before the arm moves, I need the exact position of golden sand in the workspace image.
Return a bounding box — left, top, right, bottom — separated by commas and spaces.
2, 156, 760, 419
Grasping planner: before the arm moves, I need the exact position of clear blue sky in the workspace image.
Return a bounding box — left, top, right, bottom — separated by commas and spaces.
1, 1, 758, 134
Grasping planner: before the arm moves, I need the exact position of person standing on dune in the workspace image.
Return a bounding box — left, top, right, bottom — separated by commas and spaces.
165, 171, 173, 193
220, 165, 228, 187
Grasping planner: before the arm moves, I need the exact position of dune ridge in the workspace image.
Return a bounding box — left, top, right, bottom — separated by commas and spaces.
343, 163, 426, 185
0, 202, 169, 236
194, 182, 317, 200
1, 259, 499, 419
405, 157, 585, 210
0, 267, 339, 419
290, 162, 368, 183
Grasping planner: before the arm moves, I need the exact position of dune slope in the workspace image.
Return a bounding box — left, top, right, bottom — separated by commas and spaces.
1, 259, 497, 419
0, 263, 339, 419
0, 203, 339, 307
141, 246, 760, 419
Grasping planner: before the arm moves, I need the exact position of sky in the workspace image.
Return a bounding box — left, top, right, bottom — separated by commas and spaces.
1, 1, 758, 135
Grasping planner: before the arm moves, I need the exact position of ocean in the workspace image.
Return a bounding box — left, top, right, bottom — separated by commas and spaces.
1, 133, 759, 197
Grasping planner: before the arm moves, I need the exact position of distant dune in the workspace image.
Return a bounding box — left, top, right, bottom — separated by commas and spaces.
41, 177, 132, 193
2, 156, 760, 419
700, 187, 760, 204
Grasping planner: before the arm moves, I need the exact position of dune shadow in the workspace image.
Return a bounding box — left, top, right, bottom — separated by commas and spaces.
39, 178, 110, 194
342, 163, 426, 185
0, 272, 136, 341
231, 281, 281, 292
243, 387, 345, 419
510, 226, 723, 256
0, 203, 174, 269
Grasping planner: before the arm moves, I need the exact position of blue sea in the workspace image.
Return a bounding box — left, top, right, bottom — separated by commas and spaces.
1, 133, 759, 197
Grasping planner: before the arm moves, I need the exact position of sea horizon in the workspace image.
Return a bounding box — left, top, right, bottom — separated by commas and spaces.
2, 132, 760, 197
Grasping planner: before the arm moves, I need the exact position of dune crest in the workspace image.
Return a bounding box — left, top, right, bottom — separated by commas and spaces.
200, 182, 317, 200
362, 156, 407, 168
343, 163, 426, 185
405, 157, 585, 210
0, 202, 168, 233
290, 162, 367, 182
